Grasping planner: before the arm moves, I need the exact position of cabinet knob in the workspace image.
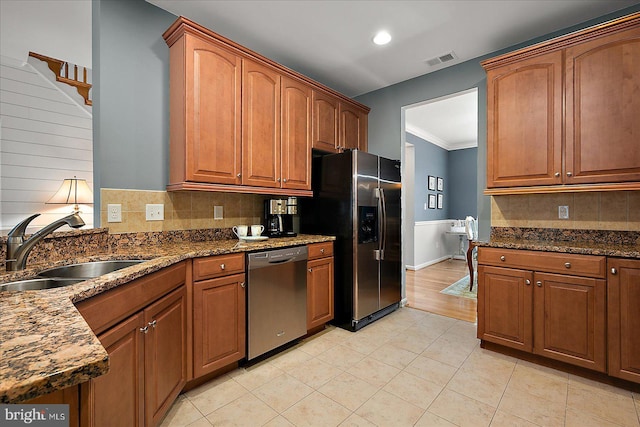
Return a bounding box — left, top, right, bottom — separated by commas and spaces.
240, 282, 245, 288
554, 172, 560, 177
536, 281, 542, 287
525, 279, 531, 286
320, 248, 325, 254
564, 262, 571, 269
237, 173, 242, 178
220, 263, 225, 270
148, 320, 157, 329
611, 268, 618, 275
500, 256, 505, 261
140, 326, 149, 334
277, 178, 281, 182
566, 172, 573, 177
308, 268, 313, 273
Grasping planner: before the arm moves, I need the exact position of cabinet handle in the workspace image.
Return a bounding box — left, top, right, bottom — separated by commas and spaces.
308, 268, 313, 272
536, 281, 542, 287
277, 178, 281, 182
320, 248, 325, 254
237, 173, 242, 178
566, 172, 573, 177
500, 256, 505, 261
148, 320, 157, 329
554, 172, 560, 177
140, 326, 149, 334
283, 178, 287, 183
220, 263, 225, 270
611, 268, 618, 275
240, 282, 245, 288
525, 279, 531, 285
564, 262, 571, 269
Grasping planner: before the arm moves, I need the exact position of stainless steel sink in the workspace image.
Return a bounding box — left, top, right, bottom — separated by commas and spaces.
0, 277, 84, 291
37, 260, 146, 279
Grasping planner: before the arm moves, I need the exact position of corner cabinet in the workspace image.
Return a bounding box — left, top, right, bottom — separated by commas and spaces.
77, 262, 187, 427
163, 17, 369, 196
306, 242, 334, 331
607, 258, 640, 383
484, 13, 640, 193
478, 248, 607, 372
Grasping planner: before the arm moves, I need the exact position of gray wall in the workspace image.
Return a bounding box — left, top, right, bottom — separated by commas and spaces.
355, 4, 640, 241
92, 0, 176, 225
448, 147, 478, 220
408, 132, 447, 221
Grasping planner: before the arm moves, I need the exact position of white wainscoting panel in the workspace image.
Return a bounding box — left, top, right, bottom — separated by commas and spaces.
406, 220, 468, 270
1, 55, 93, 232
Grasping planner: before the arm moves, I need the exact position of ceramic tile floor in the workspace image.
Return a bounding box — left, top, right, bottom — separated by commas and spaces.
160, 308, 640, 427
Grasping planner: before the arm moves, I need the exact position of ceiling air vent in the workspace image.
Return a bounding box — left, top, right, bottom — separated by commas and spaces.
425, 51, 457, 67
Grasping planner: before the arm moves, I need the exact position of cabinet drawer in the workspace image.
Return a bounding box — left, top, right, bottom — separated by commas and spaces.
193, 253, 245, 281
77, 262, 186, 335
478, 247, 605, 278
308, 242, 334, 260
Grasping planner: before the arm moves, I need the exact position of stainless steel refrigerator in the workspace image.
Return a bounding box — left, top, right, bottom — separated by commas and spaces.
300, 150, 402, 331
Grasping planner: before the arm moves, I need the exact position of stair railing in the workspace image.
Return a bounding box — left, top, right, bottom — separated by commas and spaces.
28, 51, 92, 106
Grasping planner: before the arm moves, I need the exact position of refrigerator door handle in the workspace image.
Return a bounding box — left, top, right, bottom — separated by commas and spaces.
379, 187, 387, 260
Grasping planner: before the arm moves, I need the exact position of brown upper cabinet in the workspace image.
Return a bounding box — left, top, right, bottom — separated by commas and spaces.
163, 17, 369, 196
484, 13, 640, 193
312, 91, 368, 153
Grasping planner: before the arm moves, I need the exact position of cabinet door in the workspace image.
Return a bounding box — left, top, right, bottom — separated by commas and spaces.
83, 313, 145, 427
565, 26, 640, 184
242, 60, 281, 188
339, 102, 367, 152
144, 287, 187, 427
26, 386, 80, 427
477, 265, 533, 352
281, 77, 312, 190
533, 272, 606, 372
312, 90, 339, 153
307, 257, 334, 330
183, 34, 242, 184
608, 258, 640, 382
193, 273, 246, 378
486, 51, 563, 188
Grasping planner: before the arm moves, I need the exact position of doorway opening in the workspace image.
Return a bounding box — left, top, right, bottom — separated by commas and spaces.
401, 88, 478, 322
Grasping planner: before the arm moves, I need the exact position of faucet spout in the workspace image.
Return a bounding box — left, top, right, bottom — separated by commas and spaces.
6, 213, 85, 271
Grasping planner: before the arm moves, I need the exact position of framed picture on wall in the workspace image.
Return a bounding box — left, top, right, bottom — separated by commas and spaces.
437, 177, 444, 192
437, 193, 443, 209
428, 176, 436, 191
428, 194, 436, 209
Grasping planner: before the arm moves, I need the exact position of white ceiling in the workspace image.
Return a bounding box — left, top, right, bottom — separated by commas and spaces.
146, 0, 637, 149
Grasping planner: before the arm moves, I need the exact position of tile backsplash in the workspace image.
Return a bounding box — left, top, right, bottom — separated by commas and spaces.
491, 191, 640, 231
101, 189, 268, 233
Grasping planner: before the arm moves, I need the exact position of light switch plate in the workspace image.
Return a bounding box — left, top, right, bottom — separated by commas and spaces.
146, 204, 164, 221
107, 204, 122, 222
214, 205, 224, 219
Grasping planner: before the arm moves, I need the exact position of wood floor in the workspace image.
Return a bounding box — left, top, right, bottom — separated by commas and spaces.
405, 259, 477, 323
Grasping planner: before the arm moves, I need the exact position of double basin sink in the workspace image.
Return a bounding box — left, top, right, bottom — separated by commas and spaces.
0, 260, 146, 291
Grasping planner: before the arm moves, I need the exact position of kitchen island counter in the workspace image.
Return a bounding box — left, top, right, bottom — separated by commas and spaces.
0, 234, 334, 403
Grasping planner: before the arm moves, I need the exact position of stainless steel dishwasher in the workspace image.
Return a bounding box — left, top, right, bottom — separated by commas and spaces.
247, 246, 308, 360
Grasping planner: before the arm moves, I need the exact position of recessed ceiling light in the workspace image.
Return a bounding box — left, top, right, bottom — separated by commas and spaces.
373, 30, 391, 46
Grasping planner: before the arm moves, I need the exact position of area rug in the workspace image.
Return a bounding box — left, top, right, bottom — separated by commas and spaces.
440, 275, 477, 300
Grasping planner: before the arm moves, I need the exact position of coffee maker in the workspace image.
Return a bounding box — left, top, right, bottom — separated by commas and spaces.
264, 197, 298, 237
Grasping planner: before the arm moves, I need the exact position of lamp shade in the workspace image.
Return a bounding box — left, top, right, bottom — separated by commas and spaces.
46, 177, 93, 211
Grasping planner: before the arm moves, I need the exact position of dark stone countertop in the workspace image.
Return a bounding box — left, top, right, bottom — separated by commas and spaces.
0, 235, 334, 403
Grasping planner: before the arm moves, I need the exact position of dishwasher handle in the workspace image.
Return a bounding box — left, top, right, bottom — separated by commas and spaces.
247, 246, 308, 270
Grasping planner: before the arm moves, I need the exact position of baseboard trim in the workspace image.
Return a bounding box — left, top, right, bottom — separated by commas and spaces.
406, 255, 452, 271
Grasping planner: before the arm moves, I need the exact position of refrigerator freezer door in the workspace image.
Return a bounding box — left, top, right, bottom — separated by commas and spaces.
354, 151, 380, 321
379, 158, 402, 309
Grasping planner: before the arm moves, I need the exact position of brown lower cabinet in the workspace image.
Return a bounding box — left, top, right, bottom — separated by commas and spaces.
608, 258, 640, 382
191, 254, 246, 379
25, 386, 80, 427
77, 263, 187, 427
307, 242, 334, 331
478, 248, 607, 373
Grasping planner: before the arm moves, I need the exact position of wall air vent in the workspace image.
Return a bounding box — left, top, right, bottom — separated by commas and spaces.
425, 51, 457, 67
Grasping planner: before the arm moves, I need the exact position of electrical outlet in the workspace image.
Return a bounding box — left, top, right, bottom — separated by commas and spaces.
558, 205, 569, 219
214, 205, 224, 220
107, 204, 122, 222
146, 204, 164, 221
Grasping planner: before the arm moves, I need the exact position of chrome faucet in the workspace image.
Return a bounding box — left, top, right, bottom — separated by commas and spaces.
6, 213, 85, 271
